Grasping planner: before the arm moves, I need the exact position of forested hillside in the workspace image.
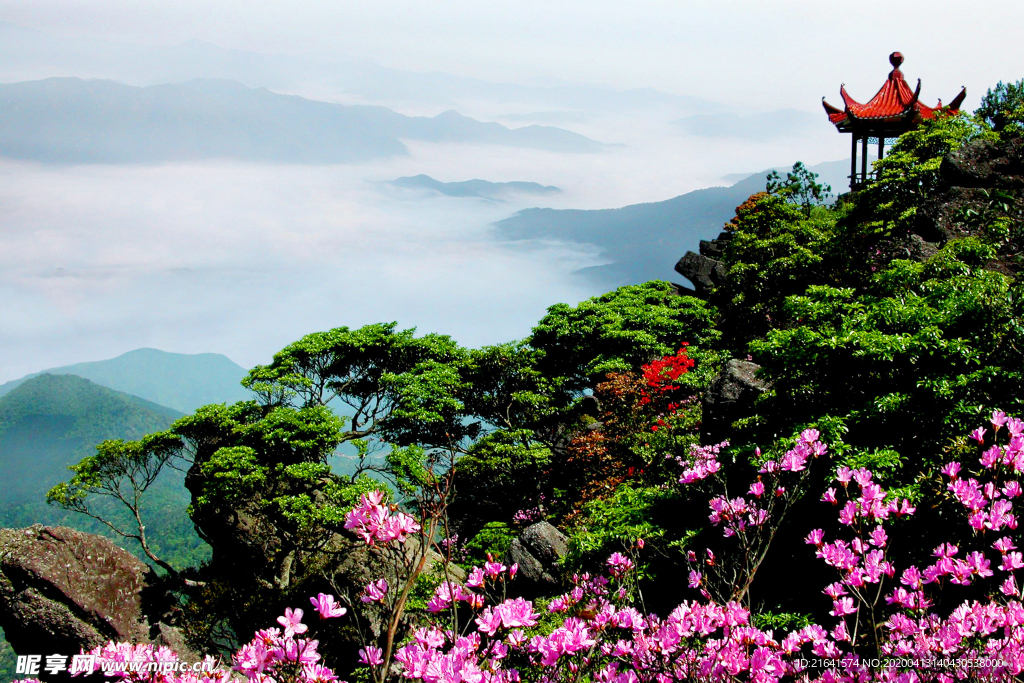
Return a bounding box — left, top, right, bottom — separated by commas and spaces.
0, 374, 207, 567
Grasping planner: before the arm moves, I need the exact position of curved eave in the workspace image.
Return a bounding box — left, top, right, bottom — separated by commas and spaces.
822, 98, 847, 126
948, 87, 967, 112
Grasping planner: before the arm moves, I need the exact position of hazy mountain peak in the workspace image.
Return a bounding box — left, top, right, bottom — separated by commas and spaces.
0, 348, 250, 413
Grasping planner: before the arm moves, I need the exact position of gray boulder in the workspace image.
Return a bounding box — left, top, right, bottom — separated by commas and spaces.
0, 525, 152, 680
674, 252, 728, 298
507, 521, 568, 595
702, 359, 769, 442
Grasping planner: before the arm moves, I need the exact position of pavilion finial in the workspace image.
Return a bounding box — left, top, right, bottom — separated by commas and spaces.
889, 52, 904, 69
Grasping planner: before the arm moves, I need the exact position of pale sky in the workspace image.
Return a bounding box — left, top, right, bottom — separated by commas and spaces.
2, 0, 1021, 110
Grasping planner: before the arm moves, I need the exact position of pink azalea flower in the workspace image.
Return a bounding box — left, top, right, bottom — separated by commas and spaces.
838, 501, 857, 526
941, 461, 962, 478
361, 579, 388, 603
1000, 551, 1024, 571
800, 428, 820, 444
995, 536, 1017, 553
303, 663, 339, 682
852, 468, 873, 486
310, 593, 347, 619
276, 607, 308, 638
606, 552, 634, 577
467, 566, 486, 588
359, 646, 384, 666
484, 559, 508, 579
830, 597, 857, 616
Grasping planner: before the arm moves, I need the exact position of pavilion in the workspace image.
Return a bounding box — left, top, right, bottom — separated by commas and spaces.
823, 52, 965, 191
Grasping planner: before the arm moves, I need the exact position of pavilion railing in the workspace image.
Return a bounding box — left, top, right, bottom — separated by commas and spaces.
849, 170, 878, 191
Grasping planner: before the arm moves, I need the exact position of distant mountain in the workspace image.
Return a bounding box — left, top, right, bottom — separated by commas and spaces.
0, 348, 250, 413
0, 78, 606, 164
671, 108, 822, 140
388, 174, 562, 200
494, 159, 855, 288
0, 374, 207, 568
0, 23, 726, 117
499, 111, 589, 125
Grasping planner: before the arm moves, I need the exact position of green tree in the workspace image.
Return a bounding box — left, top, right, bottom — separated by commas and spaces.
242, 322, 473, 448
976, 79, 1024, 133
47, 432, 184, 575
529, 281, 723, 394
748, 239, 1024, 471
712, 191, 847, 351
765, 161, 832, 217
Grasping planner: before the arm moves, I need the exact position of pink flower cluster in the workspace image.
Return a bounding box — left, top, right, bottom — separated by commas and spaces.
427, 556, 519, 613
674, 440, 727, 484
477, 597, 540, 635
944, 413, 1024, 532
696, 430, 828, 539
512, 507, 543, 525
233, 601, 348, 683
765, 429, 828, 474
344, 490, 422, 545
32, 413, 1024, 683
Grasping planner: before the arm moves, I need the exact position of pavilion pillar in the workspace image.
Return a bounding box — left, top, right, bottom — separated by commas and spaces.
850, 134, 858, 190
878, 137, 885, 162
861, 136, 869, 185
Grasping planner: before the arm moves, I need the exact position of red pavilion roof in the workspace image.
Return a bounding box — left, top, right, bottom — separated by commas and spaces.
823, 52, 966, 133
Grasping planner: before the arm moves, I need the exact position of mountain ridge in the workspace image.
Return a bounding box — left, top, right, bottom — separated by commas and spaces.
0, 23, 726, 116
0, 77, 607, 163
388, 174, 562, 200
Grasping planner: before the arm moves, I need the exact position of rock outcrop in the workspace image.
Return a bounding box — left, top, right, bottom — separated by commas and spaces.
506, 521, 568, 595
702, 359, 769, 443
0, 525, 203, 681
938, 136, 1024, 192
674, 231, 732, 298
916, 136, 1024, 275
0, 526, 152, 679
